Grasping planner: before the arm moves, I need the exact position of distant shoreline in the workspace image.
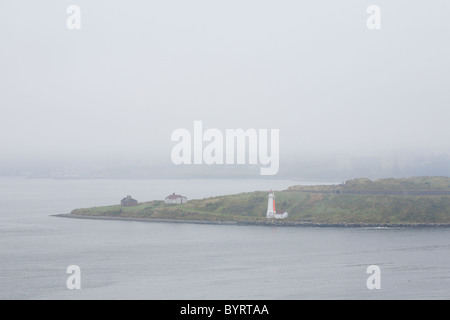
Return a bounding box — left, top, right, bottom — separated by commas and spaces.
52, 213, 450, 228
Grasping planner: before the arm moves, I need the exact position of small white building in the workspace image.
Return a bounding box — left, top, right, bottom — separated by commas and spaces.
266, 191, 288, 219
165, 193, 187, 204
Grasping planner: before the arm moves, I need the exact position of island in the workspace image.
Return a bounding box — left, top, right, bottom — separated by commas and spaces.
55, 176, 450, 228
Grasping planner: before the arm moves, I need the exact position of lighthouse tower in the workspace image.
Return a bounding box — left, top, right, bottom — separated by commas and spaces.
266, 191, 276, 218
266, 191, 288, 219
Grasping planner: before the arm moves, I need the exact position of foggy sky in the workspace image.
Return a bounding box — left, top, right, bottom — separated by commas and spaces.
1, 1, 449, 176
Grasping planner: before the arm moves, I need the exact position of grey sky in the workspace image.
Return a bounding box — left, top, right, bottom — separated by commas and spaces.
0, 1, 449, 175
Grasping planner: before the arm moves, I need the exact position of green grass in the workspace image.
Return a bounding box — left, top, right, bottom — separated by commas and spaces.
288, 176, 450, 193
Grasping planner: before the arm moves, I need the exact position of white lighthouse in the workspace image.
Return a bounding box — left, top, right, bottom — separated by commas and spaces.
266, 191, 288, 219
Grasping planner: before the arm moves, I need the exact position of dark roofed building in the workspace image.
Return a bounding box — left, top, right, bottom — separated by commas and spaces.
121, 195, 138, 207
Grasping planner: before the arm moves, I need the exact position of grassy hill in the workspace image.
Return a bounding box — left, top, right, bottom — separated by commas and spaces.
70, 176, 450, 225
288, 176, 450, 193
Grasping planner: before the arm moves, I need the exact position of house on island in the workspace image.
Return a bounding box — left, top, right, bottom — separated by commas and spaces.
266, 191, 288, 219
164, 193, 187, 204
121, 195, 138, 207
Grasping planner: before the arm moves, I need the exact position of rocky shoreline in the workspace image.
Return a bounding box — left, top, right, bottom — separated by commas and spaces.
52, 213, 450, 228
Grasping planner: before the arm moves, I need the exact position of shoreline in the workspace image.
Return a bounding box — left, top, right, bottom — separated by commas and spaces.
52, 213, 450, 229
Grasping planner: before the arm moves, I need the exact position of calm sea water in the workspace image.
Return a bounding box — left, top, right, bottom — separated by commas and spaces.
0, 177, 449, 300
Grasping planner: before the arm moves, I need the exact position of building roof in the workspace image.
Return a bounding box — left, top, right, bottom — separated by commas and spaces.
165, 193, 187, 200
122, 195, 137, 202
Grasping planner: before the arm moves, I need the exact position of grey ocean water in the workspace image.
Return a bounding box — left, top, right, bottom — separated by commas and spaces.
0, 177, 449, 299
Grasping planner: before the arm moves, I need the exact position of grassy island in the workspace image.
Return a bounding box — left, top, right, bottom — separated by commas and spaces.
66, 176, 450, 227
